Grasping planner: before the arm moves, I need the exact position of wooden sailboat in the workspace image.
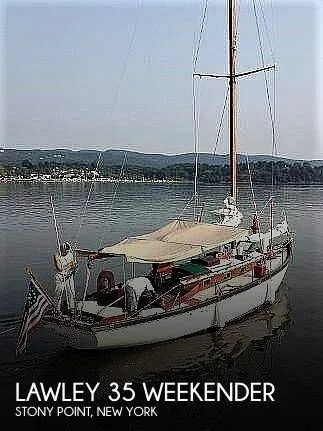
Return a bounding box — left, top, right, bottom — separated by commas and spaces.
18, 0, 293, 352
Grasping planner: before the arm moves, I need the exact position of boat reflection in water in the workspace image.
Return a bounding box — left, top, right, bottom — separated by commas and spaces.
50, 283, 291, 397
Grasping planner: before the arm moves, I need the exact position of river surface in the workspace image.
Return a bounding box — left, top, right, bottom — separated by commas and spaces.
0, 182, 322, 429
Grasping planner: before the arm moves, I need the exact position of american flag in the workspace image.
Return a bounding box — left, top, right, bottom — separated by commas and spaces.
16, 275, 54, 355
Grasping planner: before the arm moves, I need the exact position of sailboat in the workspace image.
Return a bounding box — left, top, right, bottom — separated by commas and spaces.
18, 0, 293, 352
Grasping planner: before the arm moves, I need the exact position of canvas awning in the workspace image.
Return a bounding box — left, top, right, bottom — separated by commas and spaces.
99, 219, 248, 264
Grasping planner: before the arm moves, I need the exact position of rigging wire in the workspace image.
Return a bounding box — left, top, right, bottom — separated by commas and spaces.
73, 154, 102, 248
257, 0, 276, 64
235, 0, 242, 70
246, 153, 264, 254
98, 151, 128, 246
211, 85, 230, 161
257, 0, 278, 197
192, 76, 200, 220
177, 193, 196, 220
73, 0, 142, 248
109, 0, 143, 144
192, 0, 209, 73
271, 68, 277, 196
252, 0, 277, 198
191, 0, 209, 221
258, 195, 274, 215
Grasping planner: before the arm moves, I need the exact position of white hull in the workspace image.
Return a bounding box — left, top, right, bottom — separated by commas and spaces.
49, 263, 288, 350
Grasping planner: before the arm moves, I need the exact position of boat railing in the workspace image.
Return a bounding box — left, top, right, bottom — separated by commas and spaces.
127, 282, 182, 319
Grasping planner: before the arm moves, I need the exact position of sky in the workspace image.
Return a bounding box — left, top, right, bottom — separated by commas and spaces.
2, 0, 323, 160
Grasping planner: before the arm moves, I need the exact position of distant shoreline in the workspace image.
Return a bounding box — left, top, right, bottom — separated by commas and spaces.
1, 178, 322, 186
2, 155, 323, 185
0, 177, 184, 184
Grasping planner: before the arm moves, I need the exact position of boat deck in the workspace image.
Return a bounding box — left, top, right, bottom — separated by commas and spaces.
189, 253, 284, 303
74, 248, 288, 323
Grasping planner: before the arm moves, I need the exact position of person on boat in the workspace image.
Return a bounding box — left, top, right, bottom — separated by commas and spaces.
97, 270, 115, 293
60, 242, 70, 256
53, 242, 77, 312
54, 242, 77, 272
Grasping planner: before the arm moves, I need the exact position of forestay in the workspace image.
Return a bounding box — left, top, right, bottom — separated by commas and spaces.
99, 219, 247, 264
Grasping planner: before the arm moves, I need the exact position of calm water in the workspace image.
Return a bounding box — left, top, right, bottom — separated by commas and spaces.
0, 182, 322, 429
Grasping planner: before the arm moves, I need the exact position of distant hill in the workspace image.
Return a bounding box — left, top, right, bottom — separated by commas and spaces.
1, 148, 321, 167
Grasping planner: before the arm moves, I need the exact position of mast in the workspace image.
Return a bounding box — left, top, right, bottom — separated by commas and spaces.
228, 0, 238, 202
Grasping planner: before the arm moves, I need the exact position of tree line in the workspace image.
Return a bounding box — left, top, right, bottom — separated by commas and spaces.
1, 159, 323, 184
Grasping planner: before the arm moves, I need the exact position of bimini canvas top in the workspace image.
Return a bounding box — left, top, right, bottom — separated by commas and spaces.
99, 219, 248, 264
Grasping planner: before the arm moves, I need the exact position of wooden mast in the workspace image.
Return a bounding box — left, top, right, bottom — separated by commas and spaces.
228, 0, 237, 202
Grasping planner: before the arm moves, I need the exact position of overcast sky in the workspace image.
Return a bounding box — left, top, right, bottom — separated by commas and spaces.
3, 0, 322, 159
